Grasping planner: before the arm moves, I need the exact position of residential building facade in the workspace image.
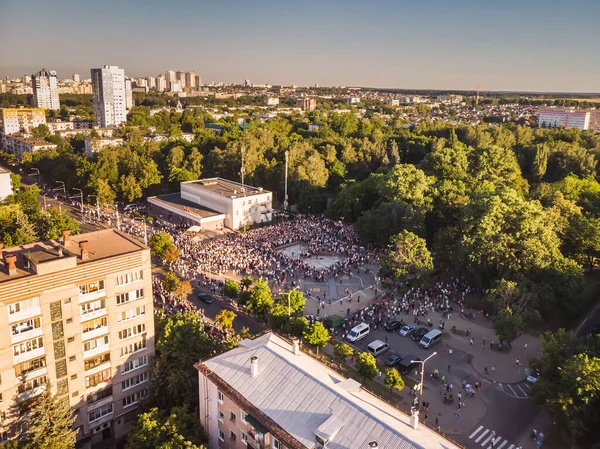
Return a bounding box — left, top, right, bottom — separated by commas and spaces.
91, 66, 127, 128
31, 69, 60, 110
2, 136, 57, 161
295, 97, 316, 111
84, 137, 124, 157
538, 108, 591, 130
0, 108, 46, 136
0, 167, 13, 201
0, 229, 154, 447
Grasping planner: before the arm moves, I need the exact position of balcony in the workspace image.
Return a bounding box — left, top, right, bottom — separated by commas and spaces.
8, 306, 41, 324
85, 361, 111, 376
14, 347, 45, 365
11, 326, 43, 345
83, 341, 110, 359
80, 307, 107, 321
19, 366, 47, 383
17, 384, 46, 402
78, 289, 105, 302
246, 433, 265, 449
246, 415, 269, 449
81, 326, 108, 341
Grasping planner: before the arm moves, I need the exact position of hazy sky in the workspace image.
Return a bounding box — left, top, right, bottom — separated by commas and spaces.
1, 0, 598, 92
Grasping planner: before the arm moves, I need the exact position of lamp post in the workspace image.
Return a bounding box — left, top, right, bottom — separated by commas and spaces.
72, 188, 84, 214
88, 195, 100, 220
283, 285, 301, 317
410, 351, 437, 429
133, 215, 148, 246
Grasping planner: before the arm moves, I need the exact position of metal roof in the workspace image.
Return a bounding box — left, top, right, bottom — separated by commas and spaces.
204, 333, 461, 449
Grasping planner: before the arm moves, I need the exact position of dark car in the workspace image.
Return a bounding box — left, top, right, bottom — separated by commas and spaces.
396, 355, 421, 375
411, 327, 429, 342
385, 353, 404, 367
385, 320, 403, 332
198, 293, 214, 304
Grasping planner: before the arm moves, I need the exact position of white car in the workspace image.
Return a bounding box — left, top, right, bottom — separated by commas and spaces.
527, 369, 540, 384
399, 324, 416, 336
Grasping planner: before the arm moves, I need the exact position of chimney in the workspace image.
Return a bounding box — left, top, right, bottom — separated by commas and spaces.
62, 230, 71, 245
293, 338, 300, 355
57, 247, 63, 257
250, 356, 258, 378
4, 254, 17, 276
79, 240, 89, 260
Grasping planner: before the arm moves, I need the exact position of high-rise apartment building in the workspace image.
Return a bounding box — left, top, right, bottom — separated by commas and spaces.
587, 109, 600, 133
176, 71, 187, 89
196, 333, 461, 449
538, 108, 591, 130
31, 69, 60, 110
156, 75, 167, 92
91, 66, 127, 128
296, 97, 317, 111
0, 229, 154, 446
146, 77, 155, 90
185, 71, 196, 89
195, 75, 202, 88
165, 70, 176, 90
0, 108, 46, 136
124, 77, 133, 111
73, 74, 80, 84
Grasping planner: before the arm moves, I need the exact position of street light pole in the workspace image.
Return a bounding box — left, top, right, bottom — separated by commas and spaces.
88, 195, 99, 220
73, 188, 84, 214
285, 285, 301, 317
410, 351, 437, 429
115, 203, 120, 230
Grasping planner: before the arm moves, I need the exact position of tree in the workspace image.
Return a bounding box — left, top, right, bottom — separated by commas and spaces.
285, 316, 309, 337
163, 243, 181, 264
381, 164, 434, 211
383, 230, 433, 281
303, 322, 331, 354
126, 407, 206, 449
384, 368, 405, 397
0, 204, 37, 247
356, 352, 379, 382
10, 173, 21, 190
240, 276, 253, 291
223, 280, 239, 299
37, 207, 80, 240
162, 271, 180, 293
19, 383, 77, 449
173, 280, 192, 300
215, 310, 236, 331
119, 173, 142, 202
493, 308, 523, 346
246, 279, 273, 316
563, 214, 600, 271
333, 343, 354, 365
149, 232, 174, 257
96, 178, 116, 206
31, 124, 50, 140
276, 289, 306, 315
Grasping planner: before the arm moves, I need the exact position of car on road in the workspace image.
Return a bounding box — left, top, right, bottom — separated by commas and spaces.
385, 353, 404, 367
385, 320, 403, 332
396, 355, 421, 375
198, 293, 214, 304
527, 368, 541, 384
410, 327, 429, 342
399, 324, 416, 336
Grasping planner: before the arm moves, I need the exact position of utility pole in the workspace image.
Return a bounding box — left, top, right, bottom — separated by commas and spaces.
240, 146, 246, 196
73, 188, 84, 214
284, 150, 289, 211
115, 203, 120, 230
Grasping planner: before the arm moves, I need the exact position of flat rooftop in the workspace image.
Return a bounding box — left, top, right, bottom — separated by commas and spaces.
148, 193, 225, 220
0, 228, 147, 283
183, 177, 270, 198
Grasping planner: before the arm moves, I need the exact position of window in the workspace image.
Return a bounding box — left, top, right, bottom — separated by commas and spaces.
17, 375, 47, 394
78, 280, 105, 296
8, 297, 40, 315
122, 389, 147, 408
81, 316, 107, 334
69, 356, 76, 362
13, 336, 44, 356
121, 355, 148, 374
218, 429, 225, 442
66, 318, 73, 324
121, 372, 148, 391
273, 437, 280, 449
11, 317, 42, 336
241, 431, 247, 444
83, 335, 109, 352
88, 403, 113, 423
117, 305, 146, 322
116, 288, 144, 305
87, 386, 112, 405
230, 430, 237, 441
241, 410, 248, 424
218, 410, 224, 422
116, 270, 143, 286
85, 368, 111, 388
120, 338, 146, 357
118, 323, 146, 340
84, 353, 110, 371
15, 356, 46, 377
68, 336, 75, 343
230, 411, 236, 423
217, 391, 224, 403
80, 298, 106, 315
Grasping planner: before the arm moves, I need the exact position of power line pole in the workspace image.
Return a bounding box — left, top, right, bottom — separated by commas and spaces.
284, 150, 289, 211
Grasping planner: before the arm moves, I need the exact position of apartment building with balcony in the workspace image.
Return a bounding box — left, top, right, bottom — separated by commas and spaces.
0, 228, 154, 447
196, 333, 462, 449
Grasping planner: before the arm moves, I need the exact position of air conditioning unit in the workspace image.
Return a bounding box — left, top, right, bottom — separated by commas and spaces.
93, 422, 111, 434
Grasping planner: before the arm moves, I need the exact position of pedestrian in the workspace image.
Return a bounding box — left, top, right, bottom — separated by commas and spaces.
457, 401, 462, 410
516, 358, 520, 367
385, 336, 388, 343
492, 366, 496, 375
436, 425, 441, 433
449, 349, 453, 358
435, 417, 439, 427
524, 342, 528, 351
530, 429, 537, 440
484, 367, 489, 375
448, 364, 451, 372
470, 338, 474, 346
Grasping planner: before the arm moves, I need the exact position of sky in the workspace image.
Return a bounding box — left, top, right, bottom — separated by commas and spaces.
0, 0, 599, 92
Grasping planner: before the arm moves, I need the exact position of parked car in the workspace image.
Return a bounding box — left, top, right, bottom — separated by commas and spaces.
396, 355, 421, 375
385, 320, 403, 332
411, 327, 429, 342
527, 368, 541, 384
367, 340, 390, 357
385, 353, 404, 367
198, 293, 214, 304
347, 323, 370, 342
399, 324, 416, 336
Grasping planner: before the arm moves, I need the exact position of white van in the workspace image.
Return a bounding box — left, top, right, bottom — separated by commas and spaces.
368, 340, 390, 357
419, 329, 442, 349
346, 323, 370, 342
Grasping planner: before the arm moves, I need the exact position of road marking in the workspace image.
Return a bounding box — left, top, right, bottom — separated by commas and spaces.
523, 383, 531, 390
497, 440, 508, 449
475, 429, 489, 443
507, 445, 514, 449
517, 385, 528, 396
480, 434, 494, 446
507, 384, 517, 396
469, 425, 484, 439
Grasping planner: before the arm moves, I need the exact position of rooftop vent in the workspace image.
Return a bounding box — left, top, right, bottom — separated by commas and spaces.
79, 240, 89, 260
4, 254, 17, 276
314, 415, 344, 448
250, 356, 258, 378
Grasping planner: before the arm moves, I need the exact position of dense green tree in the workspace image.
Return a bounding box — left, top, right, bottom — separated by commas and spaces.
492, 308, 523, 346
223, 280, 240, 299
333, 343, 354, 365
149, 232, 174, 257
383, 230, 433, 281
355, 352, 379, 382
119, 173, 142, 202
37, 207, 80, 240
285, 316, 309, 337
276, 289, 306, 316
215, 310, 236, 331
0, 204, 37, 246
95, 178, 116, 206
31, 124, 50, 140
162, 271, 181, 293
246, 279, 273, 316
303, 322, 330, 354
469, 145, 524, 191
381, 164, 434, 211
384, 368, 405, 397
563, 214, 600, 271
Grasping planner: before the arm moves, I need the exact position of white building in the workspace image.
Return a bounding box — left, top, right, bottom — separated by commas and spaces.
538, 108, 591, 130
264, 97, 280, 106
146, 77, 156, 90
46, 120, 74, 134
72, 73, 80, 83
165, 71, 176, 90
185, 71, 196, 89
31, 69, 60, 110
91, 65, 127, 128
348, 97, 361, 104
386, 99, 400, 106
2, 136, 57, 161
0, 108, 46, 136
125, 77, 133, 111
84, 137, 124, 157
148, 178, 272, 231
155, 75, 167, 92
169, 81, 182, 93
0, 166, 13, 200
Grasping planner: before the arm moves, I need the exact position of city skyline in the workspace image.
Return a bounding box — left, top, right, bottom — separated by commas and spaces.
0, 0, 599, 93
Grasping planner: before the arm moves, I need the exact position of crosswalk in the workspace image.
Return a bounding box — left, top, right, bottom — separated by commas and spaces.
468, 425, 519, 449
483, 379, 531, 399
